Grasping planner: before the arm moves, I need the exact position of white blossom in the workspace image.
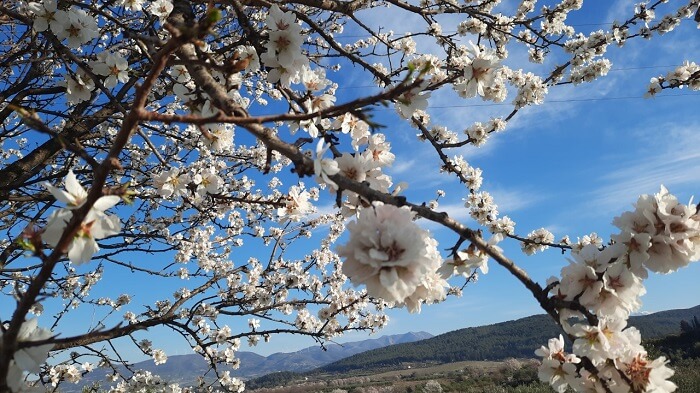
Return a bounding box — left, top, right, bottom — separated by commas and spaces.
338, 203, 442, 304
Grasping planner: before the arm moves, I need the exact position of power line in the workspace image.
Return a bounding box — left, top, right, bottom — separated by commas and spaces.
430, 93, 698, 109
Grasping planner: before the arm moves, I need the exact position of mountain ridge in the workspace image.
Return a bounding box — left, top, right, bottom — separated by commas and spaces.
74, 331, 433, 390
315, 304, 700, 374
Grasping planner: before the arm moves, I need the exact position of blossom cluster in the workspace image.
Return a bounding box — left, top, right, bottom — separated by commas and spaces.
261, 5, 308, 88
27, 1, 133, 103
28, 1, 98, 49
536, 186, 700, 392
646, 61, 700, 96
338, 203, 446, 313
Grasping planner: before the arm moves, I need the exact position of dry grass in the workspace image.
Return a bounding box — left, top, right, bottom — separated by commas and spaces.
308, 359, 505, 383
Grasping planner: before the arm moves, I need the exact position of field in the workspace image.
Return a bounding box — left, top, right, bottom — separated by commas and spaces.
248, 356, 700, 393
248, 358, 547, 393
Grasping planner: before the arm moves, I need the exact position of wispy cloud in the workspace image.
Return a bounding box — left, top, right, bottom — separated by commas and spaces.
488, 186, 546, 215
586, 123, 700, 214
389, 159, 417, 176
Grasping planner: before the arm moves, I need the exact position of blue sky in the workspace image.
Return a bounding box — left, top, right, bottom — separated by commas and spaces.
8, 0, 699, 363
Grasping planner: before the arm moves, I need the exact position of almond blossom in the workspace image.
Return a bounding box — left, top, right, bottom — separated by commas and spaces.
1, 319, 53, 391
338, 203, 442, 304
334, 113, 371, 150
613, 186, 700, 274
62, 72, 95, 104
277, 185, 314, 222
313, 140, 340, 189
395, 85, 430, 119
535, 335, 580, 393
42, 171, 121, 264
149, 0, 173, 22
453, 42, 501, 99
618, 353, 677, 392
118, 0, 145, 12
27, 0, 63, 32
53, 8, 99, 49
4, 1, 700, 392
93, 52, 129, 89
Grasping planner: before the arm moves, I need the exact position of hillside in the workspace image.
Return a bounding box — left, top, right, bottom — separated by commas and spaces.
316, 305, 700, 373
73, 331, 432, 391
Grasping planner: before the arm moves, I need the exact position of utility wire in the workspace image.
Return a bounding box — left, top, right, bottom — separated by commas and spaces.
430, 93, 698, 109
334, 64, 683, 90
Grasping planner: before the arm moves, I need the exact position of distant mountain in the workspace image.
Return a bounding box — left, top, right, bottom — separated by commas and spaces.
73, 331, 432, 391
255, 331, 433, 374
316, 305, 700, 374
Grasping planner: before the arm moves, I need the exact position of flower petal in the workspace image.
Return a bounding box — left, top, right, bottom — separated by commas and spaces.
64, 170, 87, 204
90, 215, 121, 239
68, 237, 99, 265
44, 183, 74, 205
42, 209, 72, 247
93, 195, 121, 211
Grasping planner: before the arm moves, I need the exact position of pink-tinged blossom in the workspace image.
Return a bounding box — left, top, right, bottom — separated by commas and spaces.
618, 353, 677, 392
439, 234, 502, 279
277, 185, 314, 222
333, 113, 370, 150
613, 186, 700, 274
521, 228, 554, 255
363, 134, 395, 168
593, 262, 645, 318
400, 270, 448, 314
534, 335, 580, 393
338, 203, 441, 304
301, 66, 330, 92
559, 261, 603, 308
453, 42, 501, 99
571, 322, 610, 365
612, 231, 651, 278
261, 5, 307, 87
334, 153, 369, 189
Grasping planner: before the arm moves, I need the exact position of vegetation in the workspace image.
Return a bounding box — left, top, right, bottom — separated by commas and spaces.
317, 306, 700, 374
248, 310, 700, 393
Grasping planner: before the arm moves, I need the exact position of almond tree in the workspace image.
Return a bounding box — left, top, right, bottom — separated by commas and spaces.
0, 0, 699, 392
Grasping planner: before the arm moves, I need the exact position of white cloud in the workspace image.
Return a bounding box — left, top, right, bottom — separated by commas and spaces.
488, 186, 545, 214
587, 123, 700, 214
388, 159, 417, 176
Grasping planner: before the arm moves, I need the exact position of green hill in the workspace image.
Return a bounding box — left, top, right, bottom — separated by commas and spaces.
316, 305, 700, 374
